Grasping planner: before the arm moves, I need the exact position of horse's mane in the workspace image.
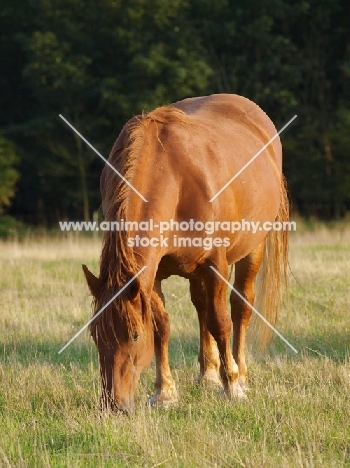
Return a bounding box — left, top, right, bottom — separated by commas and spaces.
90, 106, 189, 345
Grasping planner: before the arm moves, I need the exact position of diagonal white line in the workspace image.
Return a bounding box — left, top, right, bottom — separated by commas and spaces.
59, 114, 148, 203
209, 115, 297, 202
58, 266, 147, 354
209, 266, 298, 353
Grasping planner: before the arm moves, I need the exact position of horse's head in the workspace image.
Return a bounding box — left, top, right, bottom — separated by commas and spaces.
82, 265, 154, 413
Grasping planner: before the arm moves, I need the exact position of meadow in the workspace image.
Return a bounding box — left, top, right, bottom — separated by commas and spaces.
0, 223, 349, 467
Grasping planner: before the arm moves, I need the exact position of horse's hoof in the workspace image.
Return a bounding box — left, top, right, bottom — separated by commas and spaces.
148, 389, 178, 409
197, 371, 223, 390
239, 382, 250, 393
236, 384, 248, 400
221, 383, 248, 401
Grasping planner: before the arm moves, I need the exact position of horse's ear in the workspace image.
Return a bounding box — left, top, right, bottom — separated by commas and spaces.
82, 264, 102, 299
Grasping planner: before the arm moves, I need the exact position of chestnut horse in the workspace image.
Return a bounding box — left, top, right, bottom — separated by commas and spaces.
83, 94, 289, 412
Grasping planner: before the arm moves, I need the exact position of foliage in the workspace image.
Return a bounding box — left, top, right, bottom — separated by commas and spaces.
0, 215, 21, 236
0, 134, 19, 213
0, 0, 349, 223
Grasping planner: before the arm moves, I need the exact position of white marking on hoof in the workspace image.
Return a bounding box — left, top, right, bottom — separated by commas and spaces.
239, 382, 250, 393
148, 388, 178, 409
236, 384, 248, 400
197, 370, 223, 390
221, 383, 248, 401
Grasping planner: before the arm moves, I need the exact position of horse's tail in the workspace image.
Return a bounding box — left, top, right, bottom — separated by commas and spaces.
249, 175, 289, 349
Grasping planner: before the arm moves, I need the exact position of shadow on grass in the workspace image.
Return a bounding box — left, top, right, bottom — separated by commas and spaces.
250, 328, 349, 363
0, 337, 98, 368
171, 328, 350, 367
1, 327, 348, 371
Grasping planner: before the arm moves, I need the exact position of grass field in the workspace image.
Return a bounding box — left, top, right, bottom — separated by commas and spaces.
1, 226, 349, 467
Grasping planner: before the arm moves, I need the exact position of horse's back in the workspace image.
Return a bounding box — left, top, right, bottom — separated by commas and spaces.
171, 94, 281, 170
105, 94, 284, 265
154, 95, 283, 208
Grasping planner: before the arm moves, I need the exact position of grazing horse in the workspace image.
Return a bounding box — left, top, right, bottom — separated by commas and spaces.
83, 94, 289, 413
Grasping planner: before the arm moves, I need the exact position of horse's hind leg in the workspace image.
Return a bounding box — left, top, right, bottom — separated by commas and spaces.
148, 279, 178, 408
189, 278, 221, 388
230, 240, 265, 390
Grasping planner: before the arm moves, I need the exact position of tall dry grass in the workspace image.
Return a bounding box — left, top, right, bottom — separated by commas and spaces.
0, 226, 349, 466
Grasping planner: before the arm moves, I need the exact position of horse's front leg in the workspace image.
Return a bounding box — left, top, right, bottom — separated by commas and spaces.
148, 281, 178, 408
189, 278, 221, 388
204, 258, 247, 400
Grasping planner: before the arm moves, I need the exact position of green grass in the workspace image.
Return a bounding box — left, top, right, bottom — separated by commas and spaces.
0, 231, 349, 467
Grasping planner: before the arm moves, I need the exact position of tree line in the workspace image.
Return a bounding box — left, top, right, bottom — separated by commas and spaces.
1, 0, 349, 226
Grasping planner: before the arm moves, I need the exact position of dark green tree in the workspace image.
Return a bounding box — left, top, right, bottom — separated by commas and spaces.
0, 135, 19, 213
0, 0, 349, 223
